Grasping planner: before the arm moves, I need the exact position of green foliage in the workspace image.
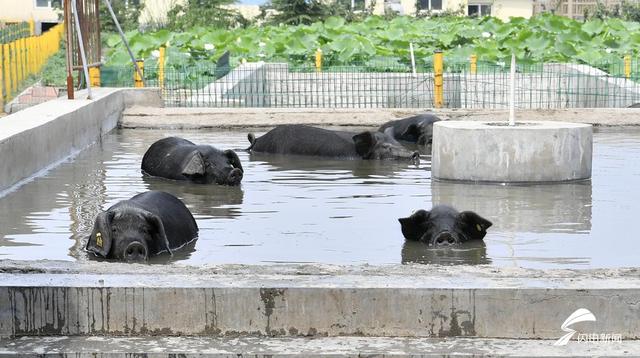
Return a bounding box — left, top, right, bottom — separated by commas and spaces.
167, 0, 248, 30
40, 48, 67, 87
103, 13, 640, 74
588, 0, 640, 22
258, 0, 350, 26
100, 0, 144, 32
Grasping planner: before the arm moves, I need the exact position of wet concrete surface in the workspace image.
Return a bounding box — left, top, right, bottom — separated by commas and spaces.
2, 335, 640, 357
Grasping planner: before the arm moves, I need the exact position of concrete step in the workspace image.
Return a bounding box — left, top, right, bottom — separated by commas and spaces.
1, 336, 639, 357
2, 261, 640, 340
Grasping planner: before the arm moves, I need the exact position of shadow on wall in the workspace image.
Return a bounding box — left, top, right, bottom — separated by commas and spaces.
430, 180, 592, 234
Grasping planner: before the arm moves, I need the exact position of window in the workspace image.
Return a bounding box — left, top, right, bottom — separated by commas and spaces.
340, 0, 366, 11
352, 0, 366, 11
418, 0, 443, 11
468, 3, 491, 16
35, 0, 61, 7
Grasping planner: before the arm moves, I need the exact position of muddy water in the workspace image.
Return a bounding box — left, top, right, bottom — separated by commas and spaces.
0, 127, 639, 268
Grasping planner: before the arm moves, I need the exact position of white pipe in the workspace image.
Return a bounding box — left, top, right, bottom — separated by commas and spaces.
509, 53, 516, 126
71, 0, 92, 99
410, 42, 417, 78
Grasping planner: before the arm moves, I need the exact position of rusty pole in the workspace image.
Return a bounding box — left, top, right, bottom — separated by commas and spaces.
64, 0, 74, 99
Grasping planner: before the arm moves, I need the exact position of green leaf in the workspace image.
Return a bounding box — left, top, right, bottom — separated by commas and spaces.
324, 16, 345, 29
556, 41, 577, 58
582, 19, 604, 35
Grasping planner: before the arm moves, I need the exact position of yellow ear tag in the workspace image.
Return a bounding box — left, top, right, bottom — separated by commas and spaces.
476, 224, 482, 232
96, 232, 103, 248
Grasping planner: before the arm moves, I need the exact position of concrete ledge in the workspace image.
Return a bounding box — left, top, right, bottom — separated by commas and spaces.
121, 107, 640, 129
1, 261, 640, 339
1, 335, 639, 357
0, 88, 161, 196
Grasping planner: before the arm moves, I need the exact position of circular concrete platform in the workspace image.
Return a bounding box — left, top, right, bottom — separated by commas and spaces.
432, 121, 592, 183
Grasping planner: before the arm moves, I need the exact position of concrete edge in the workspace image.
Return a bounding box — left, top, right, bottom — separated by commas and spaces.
120, 107, 640, 129
1, 260, 639, 288
1, 336, 638, 356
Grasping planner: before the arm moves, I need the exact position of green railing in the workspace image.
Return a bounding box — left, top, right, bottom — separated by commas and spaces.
100, 57, 640, 109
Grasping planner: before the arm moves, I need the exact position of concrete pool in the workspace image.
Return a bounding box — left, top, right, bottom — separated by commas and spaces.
3, 89, 640, 356
0, 126, 638, 268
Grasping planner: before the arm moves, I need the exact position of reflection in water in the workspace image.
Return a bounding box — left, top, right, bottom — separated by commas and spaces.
402, 240, 490, 265
143, 176, 244, 218
1, 127, 639, 268
249, 153, 422, 179
431, 180, 592, 233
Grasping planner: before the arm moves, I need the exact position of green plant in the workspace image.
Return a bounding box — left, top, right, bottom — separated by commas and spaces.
258, 0, 350, 25
167, 0, 248, 30
103, 13, 640, 77
100, 0, 144, 32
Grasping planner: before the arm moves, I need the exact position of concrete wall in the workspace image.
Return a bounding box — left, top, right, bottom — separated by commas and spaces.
0, 88, 162, 196
2, 263, 640, 339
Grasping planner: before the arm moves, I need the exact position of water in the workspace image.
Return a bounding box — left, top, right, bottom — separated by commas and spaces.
1, 127, 639, 268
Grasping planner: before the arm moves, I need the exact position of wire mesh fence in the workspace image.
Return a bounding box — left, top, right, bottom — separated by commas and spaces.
100, 57, 640, 109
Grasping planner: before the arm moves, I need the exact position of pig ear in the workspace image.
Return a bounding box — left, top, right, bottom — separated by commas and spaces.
85, 211, 114, 258
142, 211, 173, 256
458, 211, 493, 241
182, 151, 206, 177
398, 210, 430, 241
353, 132, 378, 158
224, 149, 243, 171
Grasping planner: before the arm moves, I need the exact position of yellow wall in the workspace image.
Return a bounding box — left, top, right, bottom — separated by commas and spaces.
0, 0, 60, 23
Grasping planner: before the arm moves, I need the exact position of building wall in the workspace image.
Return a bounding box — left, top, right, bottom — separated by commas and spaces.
139, 0, 182, 26
492, 0, 534, 19
1, 0, 60, 23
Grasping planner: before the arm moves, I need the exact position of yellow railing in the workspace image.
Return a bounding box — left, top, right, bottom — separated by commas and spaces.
0, 22, 64, 110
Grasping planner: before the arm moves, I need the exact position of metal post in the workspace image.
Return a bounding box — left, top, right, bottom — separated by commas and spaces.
159, 46, 165, 90
89, 67, 101, 87
470, 54, 477, 75
509, 53, 516, 126
134, 59, 144, 87
2, 44, 10, 101
103, 0, 144, 86
71, 0, 92, 99
315, 48, 322, 73
433, 50, 443, 109
625, 54, 631, 79
410, 43, 416, 78
64, 0, 74, 99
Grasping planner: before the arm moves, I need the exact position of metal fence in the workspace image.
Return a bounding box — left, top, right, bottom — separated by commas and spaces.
0, 24, 64, 110
101, 58, 640, 109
